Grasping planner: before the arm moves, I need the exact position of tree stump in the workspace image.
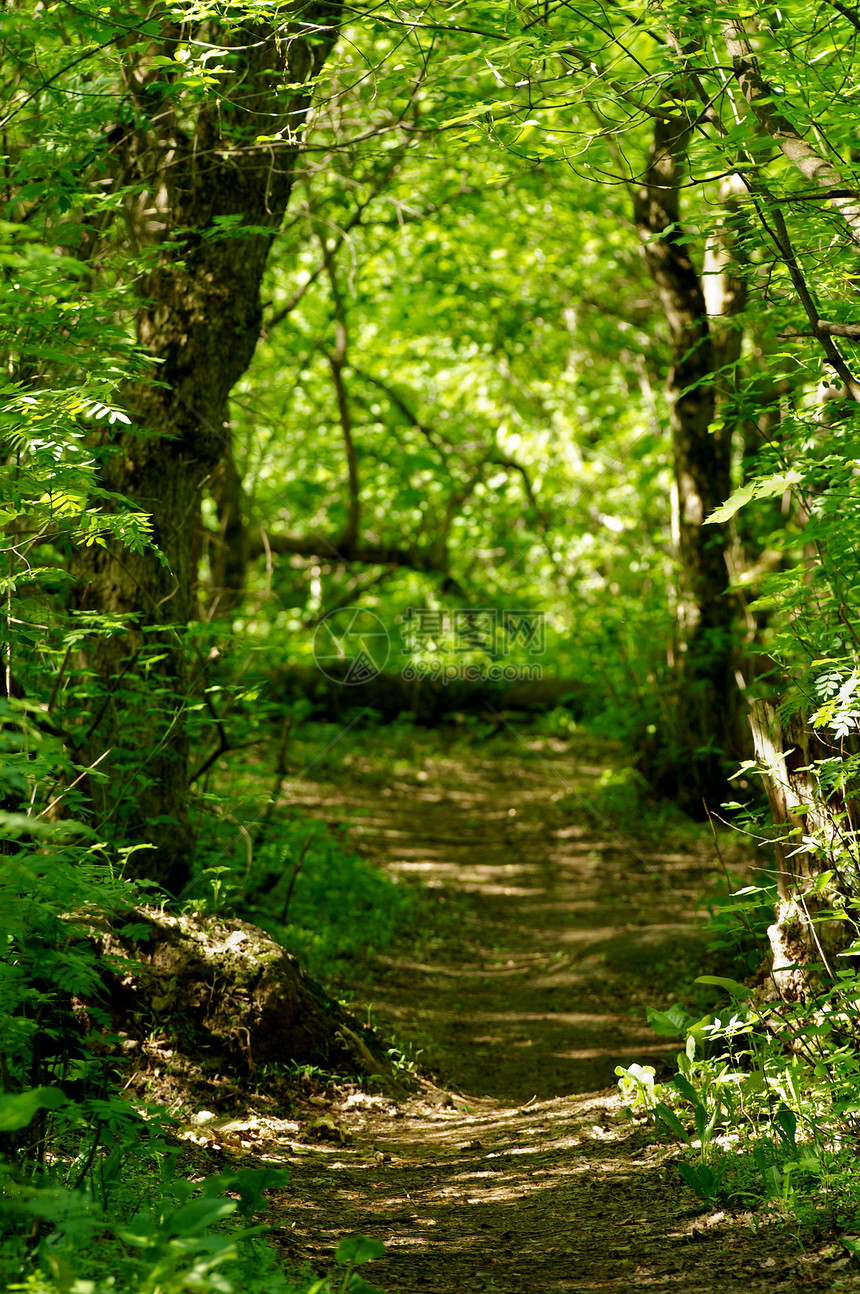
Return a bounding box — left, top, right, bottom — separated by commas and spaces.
94, 907, 391, 1079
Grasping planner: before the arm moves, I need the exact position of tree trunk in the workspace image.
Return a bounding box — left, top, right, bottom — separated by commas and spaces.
632, 113, 739, 804
71, 9, 340, 891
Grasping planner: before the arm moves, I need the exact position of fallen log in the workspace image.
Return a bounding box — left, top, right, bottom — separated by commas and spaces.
271, 665, 586, 724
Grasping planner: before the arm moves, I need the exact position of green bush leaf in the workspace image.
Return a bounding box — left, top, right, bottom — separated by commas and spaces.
347, 1278, 387, 1294
653, 1101, 690, 1144
166, 1197, 237, 1237
775, 1105, 798, 1152
672, 1073, 701, 1106
705, 470, 801, 524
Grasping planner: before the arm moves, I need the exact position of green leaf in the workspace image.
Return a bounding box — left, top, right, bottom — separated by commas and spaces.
671, 1073, 701, 1107
336, 1236, 386, 1266
440, 102, 509, 128
694, 975, 751, 999
677, 1161, 722, 1202
639, 222, 678, 245
231, 1167, 291, 1218
646, 1003, 692, 1035
166, 1197, 237, 1237
653, 1101, 690, 1144
0, 1087, 68, 1131
706, 470, 802, 524
775, 1105, 798, 1151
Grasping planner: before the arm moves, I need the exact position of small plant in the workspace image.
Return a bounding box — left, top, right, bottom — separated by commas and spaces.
676, 1160, 727, 1206
299, 1237, 387, 1294
699, 873, 776, 976
615, 1062, 665, 1112
189, 808, 413, 980
385, 1040, 424, 1084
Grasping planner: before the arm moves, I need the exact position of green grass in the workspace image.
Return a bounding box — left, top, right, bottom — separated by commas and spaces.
191, 810, 413, 981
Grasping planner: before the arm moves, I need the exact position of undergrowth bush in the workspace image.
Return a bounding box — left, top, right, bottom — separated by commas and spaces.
251, 818, 412, 975
0, 715, 388, 1293
620, 955, 860, 1240
0, 834, 288, 1292
0, 838, 388, 1293
697, 871, 777, 977
557, 763, 698, 836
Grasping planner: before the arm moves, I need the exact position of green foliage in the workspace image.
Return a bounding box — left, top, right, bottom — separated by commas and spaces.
250, 823, 411, 974
699, 875, 777, 977
10, 0, 860, 1273
575, 767, 660, 834
0, 816, 137, 1104
556, 764, 698, 838
3, 1135, 384, 1294
1, 1150, 295, 1294
279, 1238, 386, 1294
0, 723, 385, 1292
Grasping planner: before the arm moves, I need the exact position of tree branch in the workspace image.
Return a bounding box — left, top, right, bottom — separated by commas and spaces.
265, 153, 404, 331
323, 253, 360, 548
245, 527, 449, 575
301, 565, 395, 628
815, 319, 860, 339
489, 454, 544, 518
821, 0, 860, 30
667, 36, 860, 400
722, 20, 860, 247
349, 365, 451, 465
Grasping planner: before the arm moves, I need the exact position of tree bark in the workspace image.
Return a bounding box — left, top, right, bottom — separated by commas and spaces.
71, 8, 341, 892
208, 443, 249, 619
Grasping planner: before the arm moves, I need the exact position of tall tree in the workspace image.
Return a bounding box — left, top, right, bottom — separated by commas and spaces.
38, 3, 343, 889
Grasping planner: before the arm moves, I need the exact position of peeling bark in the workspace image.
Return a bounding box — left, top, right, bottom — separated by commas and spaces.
749, 699, 858, 997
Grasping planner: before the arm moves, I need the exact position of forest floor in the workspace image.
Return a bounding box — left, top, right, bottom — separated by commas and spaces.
183, 726, 860, 1292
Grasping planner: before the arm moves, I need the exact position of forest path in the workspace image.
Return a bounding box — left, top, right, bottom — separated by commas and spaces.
246, 728, 846, 1291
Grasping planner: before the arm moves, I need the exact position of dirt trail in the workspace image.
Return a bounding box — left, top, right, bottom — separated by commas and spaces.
229, 730, 853, 1291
